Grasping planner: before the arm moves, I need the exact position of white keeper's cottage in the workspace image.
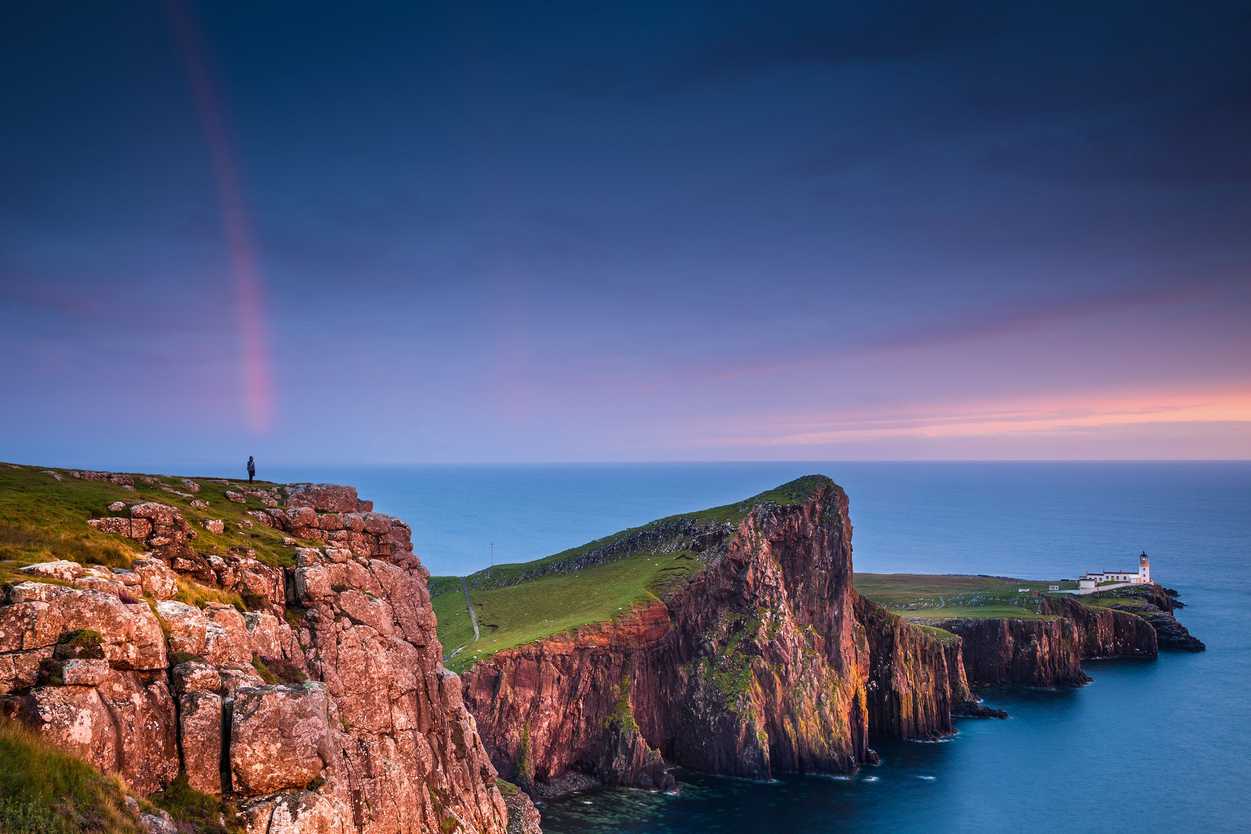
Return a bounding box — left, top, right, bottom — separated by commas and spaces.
1077, 552, 1151, 593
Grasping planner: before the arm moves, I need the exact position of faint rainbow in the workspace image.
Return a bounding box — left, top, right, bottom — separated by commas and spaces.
167, 0, 274, 432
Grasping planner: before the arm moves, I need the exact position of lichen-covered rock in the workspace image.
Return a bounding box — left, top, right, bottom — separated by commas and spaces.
284, 484, 371, 514
59, 658, 110, 686
131, 557, 179, 600
204, 519, 225, 534
230, 683, 335, 796
0, 583, 166, 690
15, 669, 178, 794
180, 690, 224, 794
19, 559, 83, 582
0, 474, 515, 834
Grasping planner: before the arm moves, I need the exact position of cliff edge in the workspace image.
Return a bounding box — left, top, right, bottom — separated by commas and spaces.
0, 464, 537, 834
441, 476, 989, 795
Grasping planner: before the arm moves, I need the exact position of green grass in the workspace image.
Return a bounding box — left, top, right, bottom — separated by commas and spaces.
433, 476, 837, 672
148, 773, 240, 834
0, 463, 319, 588
434, 549, 701, 673
854, 573, 1077, 621
465, 475, 833, 592
0, 719, 140, 834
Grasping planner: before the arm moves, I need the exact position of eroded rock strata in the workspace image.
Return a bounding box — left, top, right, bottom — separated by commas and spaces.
1, 480, 534, 834
940, 588, 1193, 688
461, 478, 998, 794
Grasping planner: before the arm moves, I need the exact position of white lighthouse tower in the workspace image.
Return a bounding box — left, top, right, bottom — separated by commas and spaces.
1138, 552, 1151, 584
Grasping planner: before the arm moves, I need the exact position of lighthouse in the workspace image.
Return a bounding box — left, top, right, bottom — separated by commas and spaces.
1138, 552, 1151, 584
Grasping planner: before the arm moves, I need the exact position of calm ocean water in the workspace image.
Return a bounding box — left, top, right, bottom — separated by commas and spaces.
257, 462, 1251, 833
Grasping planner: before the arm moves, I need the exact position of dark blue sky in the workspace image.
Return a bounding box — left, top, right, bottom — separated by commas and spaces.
3, 1, 1250, 467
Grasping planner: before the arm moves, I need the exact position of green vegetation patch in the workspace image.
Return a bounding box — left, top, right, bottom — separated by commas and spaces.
855, 573, 1076, 621
433, 476, 837, 672
148, 773, 240, 834
433, 549, 701, 673
466, 475, 834, 591
0, 719, 140, 834
698, 612, 761, 713
0, 464, 319, 587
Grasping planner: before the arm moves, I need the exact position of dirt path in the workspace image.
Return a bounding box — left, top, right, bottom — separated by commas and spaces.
461, 577, 480, 642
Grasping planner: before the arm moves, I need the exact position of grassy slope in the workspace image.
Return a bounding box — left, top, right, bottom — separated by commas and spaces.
437, 551, 701, 673
465, 475, 832, 591
0, 720, 237, 834
433, 475, 832, 673
0, 463, 315, 591
854, 573, 1080, 622
0, 719, 141, 834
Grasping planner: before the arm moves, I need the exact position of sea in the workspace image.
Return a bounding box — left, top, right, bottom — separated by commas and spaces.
253, 462, 1250, 834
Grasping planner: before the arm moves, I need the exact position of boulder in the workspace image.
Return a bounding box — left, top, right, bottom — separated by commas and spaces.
0, 583, 166, 673
87, 516, 150, 540
131, 558, 179, 600
156, 601, 209, 657
22, 670, 178, 794
173, 659, 221, 694
230, 683, 336, 796
19, 560, 82, 582
204, 519, 225, 534
180, 691, 224, 794
284, 484, 363, 514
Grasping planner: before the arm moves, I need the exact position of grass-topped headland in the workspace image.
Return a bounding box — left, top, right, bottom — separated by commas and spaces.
0, 463, 315, 589
855, 573, 1079, 622
432, 475, 837, 673
465, 474, 836, 592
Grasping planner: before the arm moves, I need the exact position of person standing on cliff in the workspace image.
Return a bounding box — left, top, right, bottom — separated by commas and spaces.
246, 455, 256, 483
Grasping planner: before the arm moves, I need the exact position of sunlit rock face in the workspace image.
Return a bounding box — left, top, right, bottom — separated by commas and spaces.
1, 476, 532, 834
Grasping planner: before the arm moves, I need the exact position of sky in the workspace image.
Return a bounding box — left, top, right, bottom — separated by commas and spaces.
2, 1, 1250, 468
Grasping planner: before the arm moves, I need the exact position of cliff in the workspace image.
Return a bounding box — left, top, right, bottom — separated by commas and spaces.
0, 466, 536, 834
453, 476, 997, 795
1082, 584, 1206, 652
933, 596, 1157, 688
853, 594, 1001, 739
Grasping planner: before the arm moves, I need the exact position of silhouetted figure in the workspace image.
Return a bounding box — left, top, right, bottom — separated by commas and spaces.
246, 455, 256, 483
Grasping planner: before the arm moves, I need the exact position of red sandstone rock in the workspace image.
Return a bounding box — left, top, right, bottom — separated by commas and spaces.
18, 668, 178, 793
18, 560, 82, 582
463, 482, 871, 790
1, 474, 517, 834
284, 484, 363, 514
131, 557, 179, 600
230, 683, 335, 796
0, 583, 167, 682
180, 690, 224, 794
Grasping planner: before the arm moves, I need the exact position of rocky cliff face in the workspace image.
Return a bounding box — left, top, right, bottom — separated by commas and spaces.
933, 581, 1199, 689
937, 595, 1159, 688
0, 478, 533, 834
1039, 595, 1158, 659
852, 594, 998, 740
935, 616, 1091, 687
461, 478, 999, 794
1087, 584, 1206, 651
